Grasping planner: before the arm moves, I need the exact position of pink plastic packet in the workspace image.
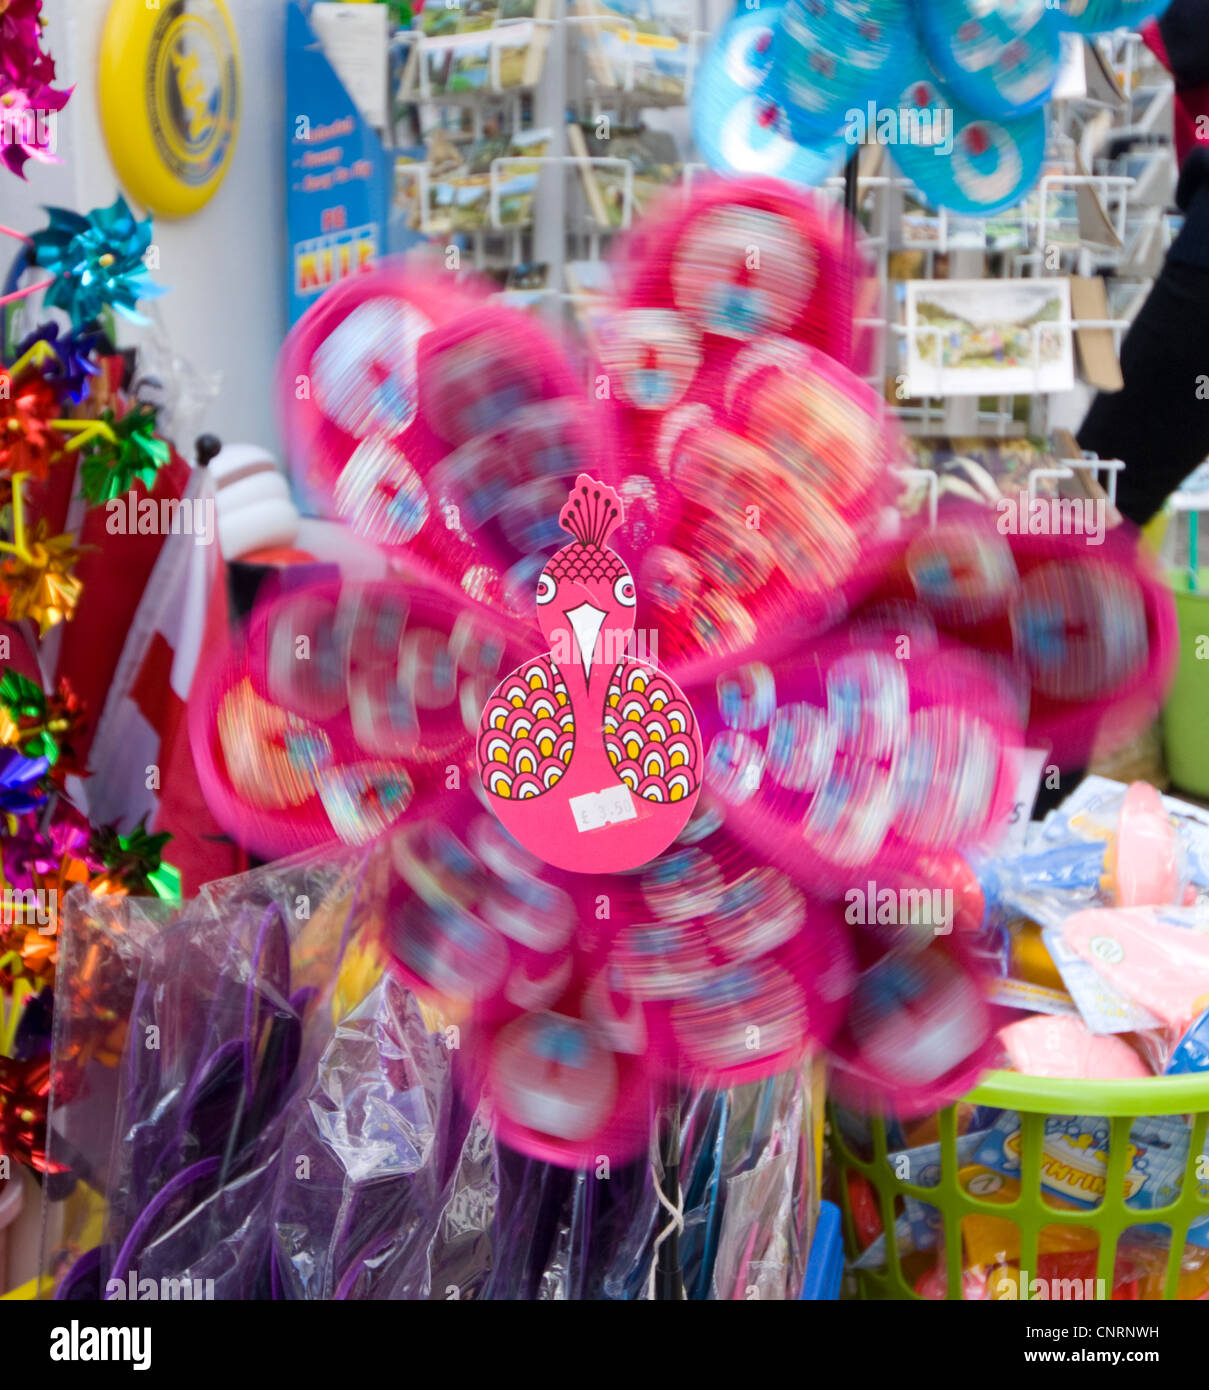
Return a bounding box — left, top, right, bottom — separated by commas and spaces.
998, 1014, 1151, 1080
1064, 907, 1209, 1034
1112, 782, 1181, 909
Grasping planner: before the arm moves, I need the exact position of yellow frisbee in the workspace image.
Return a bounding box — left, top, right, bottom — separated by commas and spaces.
98, 0, 242, 219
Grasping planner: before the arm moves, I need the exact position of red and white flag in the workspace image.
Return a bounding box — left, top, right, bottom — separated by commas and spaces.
83, 466, 241, 894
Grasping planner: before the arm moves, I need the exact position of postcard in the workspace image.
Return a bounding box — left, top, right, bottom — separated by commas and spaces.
905, 278, 1075, 397
573, 0, 693, 100
567, 121, 681, 228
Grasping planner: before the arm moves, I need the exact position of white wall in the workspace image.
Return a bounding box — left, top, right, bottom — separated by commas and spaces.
0, 0, 287, 452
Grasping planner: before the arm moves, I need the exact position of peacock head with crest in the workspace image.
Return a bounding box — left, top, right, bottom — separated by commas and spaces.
537, 476, 636, 673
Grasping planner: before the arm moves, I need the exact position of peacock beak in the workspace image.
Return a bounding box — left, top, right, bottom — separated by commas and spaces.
565, 601, 607, 679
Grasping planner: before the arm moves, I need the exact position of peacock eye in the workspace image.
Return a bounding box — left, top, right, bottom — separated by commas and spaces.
614, 575, 637, 608
537, 573, 556, 605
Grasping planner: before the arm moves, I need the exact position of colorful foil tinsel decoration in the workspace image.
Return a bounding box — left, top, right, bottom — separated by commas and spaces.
0, 0, 73, 180
0, 798, 124, 1018
0, 1053, 66, 1173
0, 474, 86, 635
0, 746, 48, 816
0, 33, 194, 1187
0, 518, 85, 635
88, 819, 181, 900
0, 670, 85, 784
0, 775, 161, 1173
0, 371, 61, 479
72, 404, 172, 504
10, 324, 102, 405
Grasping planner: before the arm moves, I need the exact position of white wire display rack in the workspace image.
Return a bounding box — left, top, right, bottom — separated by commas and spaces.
364, 11, 1182, 442
818, 29, 1175, 438
896, 458, 1128, 531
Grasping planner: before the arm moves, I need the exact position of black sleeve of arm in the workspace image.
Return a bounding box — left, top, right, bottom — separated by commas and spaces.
1177, 147, 1209, 213
1159, 0, 1209, 89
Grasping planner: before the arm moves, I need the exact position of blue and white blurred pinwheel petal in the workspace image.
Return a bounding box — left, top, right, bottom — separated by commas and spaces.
691, 5, 846, 188
766, 0, 916, 140
930, 104, 1045, 217
916, 0, 1061, 119
691, 0, 1154, 219
887, 28, 1047, 218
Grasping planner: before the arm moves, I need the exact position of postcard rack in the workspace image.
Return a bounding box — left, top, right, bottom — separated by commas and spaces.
291, 5, 1182, 448
563, 11, 710, 114
369, 0, 713, 305
818, 26, 1178, 441
821, 163, 1139, 437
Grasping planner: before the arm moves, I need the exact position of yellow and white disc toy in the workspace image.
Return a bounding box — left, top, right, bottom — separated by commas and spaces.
99, 0, 242, 219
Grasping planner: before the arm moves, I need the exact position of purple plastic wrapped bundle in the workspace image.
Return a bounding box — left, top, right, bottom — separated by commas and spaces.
45, 843, 817, 1299
47, 848, 378, 1300
268, 972, 817, 1300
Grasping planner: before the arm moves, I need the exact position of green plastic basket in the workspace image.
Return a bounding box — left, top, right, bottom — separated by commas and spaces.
831, 1071, 1209, 1300
1163, 572, 1209, 798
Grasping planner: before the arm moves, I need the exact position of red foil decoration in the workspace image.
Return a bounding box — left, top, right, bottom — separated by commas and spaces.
0, 1052, 68, 1174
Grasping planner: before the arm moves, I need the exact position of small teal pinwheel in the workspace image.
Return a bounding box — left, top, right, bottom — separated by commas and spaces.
30, 197, 164, 331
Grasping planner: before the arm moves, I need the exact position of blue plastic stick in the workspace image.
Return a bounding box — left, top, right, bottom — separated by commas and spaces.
800, 1200, 845, 1300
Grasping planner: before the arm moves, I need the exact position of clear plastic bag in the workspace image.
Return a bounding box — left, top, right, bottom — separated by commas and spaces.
49, 847, 377, 1299
269, 970, 815, 1299
48, 842, 816, 1299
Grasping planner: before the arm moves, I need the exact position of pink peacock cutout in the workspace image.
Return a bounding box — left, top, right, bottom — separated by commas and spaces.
477, 475, 702, 873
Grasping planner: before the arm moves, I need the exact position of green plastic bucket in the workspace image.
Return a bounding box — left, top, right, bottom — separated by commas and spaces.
1163, 571, 1209, 798
831, 1071, 1209, 1300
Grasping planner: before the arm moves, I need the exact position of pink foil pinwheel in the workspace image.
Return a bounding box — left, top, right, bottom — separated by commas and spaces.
0, 0, 72, 179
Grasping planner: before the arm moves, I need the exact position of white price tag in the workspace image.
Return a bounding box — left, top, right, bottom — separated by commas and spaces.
1000, 747, 1049, 852
570, 786, 637, 833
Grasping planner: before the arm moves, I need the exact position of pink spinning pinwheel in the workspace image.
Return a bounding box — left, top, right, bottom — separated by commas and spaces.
192, 178, 1172, 1165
